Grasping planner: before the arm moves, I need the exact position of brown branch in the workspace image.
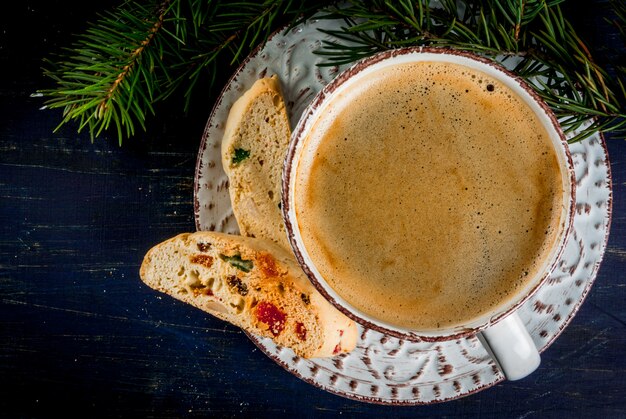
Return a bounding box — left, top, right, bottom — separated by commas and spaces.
97, 0, 172, 118
514, 0, 526, 42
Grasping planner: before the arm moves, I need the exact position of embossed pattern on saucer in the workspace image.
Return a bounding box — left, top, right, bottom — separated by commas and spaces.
193, 18, 612, 405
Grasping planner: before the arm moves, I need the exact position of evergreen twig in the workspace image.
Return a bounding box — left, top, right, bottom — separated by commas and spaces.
39, 0, 626, 144
39, 0, 327, 144
316, 0, 626, 143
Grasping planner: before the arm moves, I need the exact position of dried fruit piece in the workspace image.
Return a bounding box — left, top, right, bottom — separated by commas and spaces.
255, 301, 286, 337
226, 275, 249, 296
190, 254, 214, 268
257, 252, 279, 277
232, 148, 250, 164
295, 322, 307, 341
219, 253, 253, 272
197, 242, 211, 252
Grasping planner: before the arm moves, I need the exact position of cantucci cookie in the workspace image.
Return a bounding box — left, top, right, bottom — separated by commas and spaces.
140, 231, 358, 358
221, 75, 291, 250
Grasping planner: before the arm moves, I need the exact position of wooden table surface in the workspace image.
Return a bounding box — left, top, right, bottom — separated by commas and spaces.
2, 1, 625, 417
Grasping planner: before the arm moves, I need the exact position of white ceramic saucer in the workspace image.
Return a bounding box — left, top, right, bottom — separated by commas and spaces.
193, 18, 612, 404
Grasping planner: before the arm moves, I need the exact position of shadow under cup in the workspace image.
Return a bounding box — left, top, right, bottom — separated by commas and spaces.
282, 48, 575, 378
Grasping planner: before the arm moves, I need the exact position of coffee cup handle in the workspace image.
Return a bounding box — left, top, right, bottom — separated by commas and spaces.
477, 312, 540, 381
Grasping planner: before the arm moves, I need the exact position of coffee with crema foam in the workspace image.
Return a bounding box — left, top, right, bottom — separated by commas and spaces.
294, 61, 564, 330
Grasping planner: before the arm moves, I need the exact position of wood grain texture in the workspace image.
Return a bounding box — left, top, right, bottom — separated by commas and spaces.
1, 1, 625, 417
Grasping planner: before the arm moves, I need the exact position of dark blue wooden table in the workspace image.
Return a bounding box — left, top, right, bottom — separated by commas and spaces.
2, 1, 624, 417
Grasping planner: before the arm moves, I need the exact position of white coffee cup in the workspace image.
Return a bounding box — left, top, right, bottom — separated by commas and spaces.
282, 47, 575, 381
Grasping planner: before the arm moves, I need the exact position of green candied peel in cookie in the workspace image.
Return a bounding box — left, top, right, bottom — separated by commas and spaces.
219, 253, 253, 272
232, 148, 250, 164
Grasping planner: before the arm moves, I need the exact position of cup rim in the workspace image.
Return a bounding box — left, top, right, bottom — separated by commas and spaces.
281, 46, 577, 342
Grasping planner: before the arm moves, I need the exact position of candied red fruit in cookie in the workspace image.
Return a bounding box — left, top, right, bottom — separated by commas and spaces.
333, 344, 342, 355
255, 301, 286, 337
295, 322, 307, 341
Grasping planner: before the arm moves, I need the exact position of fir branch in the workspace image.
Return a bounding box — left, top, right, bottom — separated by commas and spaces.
39, 0, 329, 144
40, 0, 184, 144
39, 0, 625, 143
316, 0, 626, 142
171, 0, 330, 110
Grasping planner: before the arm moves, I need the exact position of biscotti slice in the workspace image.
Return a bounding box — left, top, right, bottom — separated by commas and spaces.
140, 231, 358, 358
221, 76, 291, 250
